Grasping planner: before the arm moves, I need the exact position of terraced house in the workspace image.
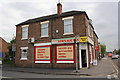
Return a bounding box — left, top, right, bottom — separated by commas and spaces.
15, 3, 99, 69
0, 37, 8, 58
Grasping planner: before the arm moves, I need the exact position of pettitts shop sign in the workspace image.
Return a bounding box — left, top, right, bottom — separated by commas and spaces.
52, 37, 75, 44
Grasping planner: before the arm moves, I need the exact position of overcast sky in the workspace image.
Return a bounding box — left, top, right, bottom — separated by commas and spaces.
0, 0, 119, 52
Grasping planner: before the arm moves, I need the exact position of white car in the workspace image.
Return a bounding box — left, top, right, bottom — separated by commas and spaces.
0, 60, 2, 64
112, 55, 119, 59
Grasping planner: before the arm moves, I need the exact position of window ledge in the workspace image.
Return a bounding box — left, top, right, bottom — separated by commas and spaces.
63, 33, 74, 35
40, 35, 49, 38
20, 58, 27, 60
21, 38, 28, 40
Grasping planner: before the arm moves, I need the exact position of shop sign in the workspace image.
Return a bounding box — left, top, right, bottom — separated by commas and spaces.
80, 37, 88, 42
95, 46, 100, 51
12, 44, 16, 52
56, 44, 75, 63
93, 60, 97, 66
79, 37, 94, 45
34, 46, 51, 63
52, 37, 75, 44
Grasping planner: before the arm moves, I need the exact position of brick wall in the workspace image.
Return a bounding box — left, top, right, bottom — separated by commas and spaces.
0, 37, 8, 53
15, 13, 88, 68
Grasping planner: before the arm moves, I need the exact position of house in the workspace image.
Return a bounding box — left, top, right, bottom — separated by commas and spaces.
0, 37, 8, 58
15, 3, 99, 69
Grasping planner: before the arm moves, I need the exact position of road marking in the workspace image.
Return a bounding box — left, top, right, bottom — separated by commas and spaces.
0, 76, 10, 78
110, 59, 119, 74
113, 74, 119, 79
109, 59, 119, 79
107, 75, 112, 79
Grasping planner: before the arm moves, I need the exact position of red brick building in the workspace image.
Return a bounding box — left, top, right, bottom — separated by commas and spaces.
0, 37, 8, 58
15, 3, 99, 69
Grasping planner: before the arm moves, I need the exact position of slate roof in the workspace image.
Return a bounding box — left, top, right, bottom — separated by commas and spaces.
93, 31, 99, 39
16, 11, 89, 26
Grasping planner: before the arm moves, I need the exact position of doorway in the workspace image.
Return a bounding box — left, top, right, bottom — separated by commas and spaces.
81, 50, 87, 67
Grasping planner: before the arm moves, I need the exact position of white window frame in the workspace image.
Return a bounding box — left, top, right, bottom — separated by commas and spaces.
62, 16, 74, 35
21, 25, 29, 40
20, 47, 28, 60
40, 21, 49, 37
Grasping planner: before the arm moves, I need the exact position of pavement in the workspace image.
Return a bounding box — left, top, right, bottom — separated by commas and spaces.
2, 56, 118, 77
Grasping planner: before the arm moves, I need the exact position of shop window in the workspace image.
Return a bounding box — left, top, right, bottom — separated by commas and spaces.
40, 21, 49, 37
22, 25, 28, 40
20, 47, 28, 60
34, 45, 51, 63
55, 44, 75, 63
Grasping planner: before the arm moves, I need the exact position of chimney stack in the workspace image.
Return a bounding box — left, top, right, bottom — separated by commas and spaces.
57, 2, 62, 14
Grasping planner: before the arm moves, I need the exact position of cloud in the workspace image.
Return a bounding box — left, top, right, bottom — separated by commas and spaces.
0, 1, 118, 51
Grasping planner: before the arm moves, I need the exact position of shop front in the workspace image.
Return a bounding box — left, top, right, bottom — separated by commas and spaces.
34, 43, 52, 64
79, 36, 95, 69
52, 37, 76, 64
33, 36, 95, 69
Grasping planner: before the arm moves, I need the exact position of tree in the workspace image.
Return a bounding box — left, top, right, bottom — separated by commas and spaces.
7, 37, 16, 59
116, 49, 120, 55
100, 44, 106, 58
113, 49, 117, 54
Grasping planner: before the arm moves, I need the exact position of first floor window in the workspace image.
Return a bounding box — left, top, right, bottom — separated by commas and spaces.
40, 21, 49, 37
22, 25, 28, 39
62, 16, 74, 35
20, 47, 28, 60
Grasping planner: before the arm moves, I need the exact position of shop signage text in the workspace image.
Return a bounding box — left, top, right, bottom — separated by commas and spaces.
52, 38, 75, 44
34, 46, 51, 63
56, 44, 75, 63
80, 37, 88, 42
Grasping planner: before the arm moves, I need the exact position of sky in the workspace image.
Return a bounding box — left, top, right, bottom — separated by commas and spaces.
0, 0, 119, 52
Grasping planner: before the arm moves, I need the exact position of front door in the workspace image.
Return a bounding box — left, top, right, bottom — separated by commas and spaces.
81, 50, 87, 67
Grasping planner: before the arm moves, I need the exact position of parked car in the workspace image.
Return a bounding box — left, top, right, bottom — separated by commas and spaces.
0, 60, 2, 64
112, 54, 119, 59
108, 53, 112, 57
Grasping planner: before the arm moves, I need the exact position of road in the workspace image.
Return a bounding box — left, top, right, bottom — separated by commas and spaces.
1, 70, 117, 80
1, 67, 117, 80
2, 70, 83, 78
1, 57, 119, 80
112, 58, 120, 70
111, 58, 120, 79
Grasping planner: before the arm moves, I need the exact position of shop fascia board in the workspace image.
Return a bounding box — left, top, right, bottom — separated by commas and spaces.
33, 36, 94, 46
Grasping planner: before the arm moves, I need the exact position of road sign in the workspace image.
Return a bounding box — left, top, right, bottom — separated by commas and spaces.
12, 44, 16, 52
